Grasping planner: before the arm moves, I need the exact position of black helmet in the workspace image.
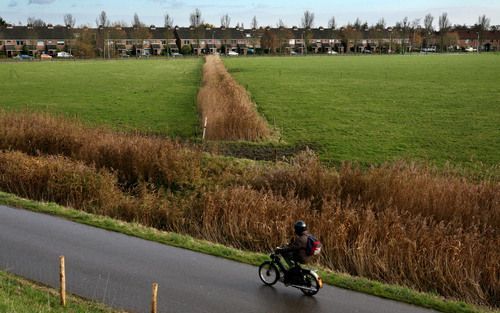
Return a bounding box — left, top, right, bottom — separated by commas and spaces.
294, 220, 307, 235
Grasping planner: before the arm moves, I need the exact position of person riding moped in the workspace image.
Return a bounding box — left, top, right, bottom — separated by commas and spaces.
276, 220, 313, 285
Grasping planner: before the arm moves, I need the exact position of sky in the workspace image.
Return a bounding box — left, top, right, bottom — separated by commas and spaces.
2, 0, 500, 28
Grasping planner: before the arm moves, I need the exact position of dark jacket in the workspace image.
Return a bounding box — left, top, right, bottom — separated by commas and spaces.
284, 230, 311, 264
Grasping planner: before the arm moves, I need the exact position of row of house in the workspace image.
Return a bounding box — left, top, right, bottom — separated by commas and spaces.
1, 24, 500, 57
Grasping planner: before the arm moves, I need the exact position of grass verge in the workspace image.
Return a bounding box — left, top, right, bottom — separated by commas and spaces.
0, 191, 496, 313
0, 270, 124, 313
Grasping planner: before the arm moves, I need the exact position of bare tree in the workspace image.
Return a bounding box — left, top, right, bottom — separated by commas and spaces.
27, 17, 46, 27
353, 18, 362, 30
376, 18, 386, 29
477, 15, 490, 50
410, 18, 421, 51
190, 8, 203, 27
399, 16, 410, 53
251, 16, 258, 29
301, 10, 314, 28
438, 12, 450, 31
424, 14, 434, 32
478, 14, 490, 31
277, 19, 286, 28
63, 14, 76, 27
221, 14, 231, 28
424, 13, 434, 48
132, 13, 144, 27
96, 11, 109, 27
328, 16, 336, 29
438, 12, 451, 52
164, 13, 174, 28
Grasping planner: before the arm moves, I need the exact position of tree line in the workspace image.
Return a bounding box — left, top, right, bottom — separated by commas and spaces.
1, 9, 495, 32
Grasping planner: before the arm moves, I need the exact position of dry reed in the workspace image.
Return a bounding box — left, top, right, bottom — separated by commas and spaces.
184, 186, 499, 306
0, 111, 201, 190
197, 56, 271, 141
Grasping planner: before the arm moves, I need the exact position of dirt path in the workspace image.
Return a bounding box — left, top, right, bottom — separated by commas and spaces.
197, 55, 271, 141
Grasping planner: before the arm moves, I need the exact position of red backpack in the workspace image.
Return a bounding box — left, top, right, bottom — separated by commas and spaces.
306, 234, 322, 256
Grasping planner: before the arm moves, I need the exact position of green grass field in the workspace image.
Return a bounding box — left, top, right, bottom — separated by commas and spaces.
224, 54, 500, 168
0, 59, 202, 137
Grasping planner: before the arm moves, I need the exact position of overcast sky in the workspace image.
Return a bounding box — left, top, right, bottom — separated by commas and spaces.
2, 0, 500, 28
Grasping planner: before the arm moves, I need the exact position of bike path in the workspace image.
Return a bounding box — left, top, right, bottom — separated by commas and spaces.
0, 205, 436, 313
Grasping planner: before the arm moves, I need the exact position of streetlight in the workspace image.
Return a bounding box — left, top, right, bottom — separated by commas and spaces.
387, 27, 393, 54
302, 31, 305, 55
212, 30, 215, 54
477, 32, 480, 54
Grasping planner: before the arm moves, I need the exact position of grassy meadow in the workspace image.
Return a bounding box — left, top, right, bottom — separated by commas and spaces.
0, 59, 202, 137
224, 54, 500, 168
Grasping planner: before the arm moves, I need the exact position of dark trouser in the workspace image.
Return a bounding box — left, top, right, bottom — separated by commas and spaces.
281, 252, 303, 284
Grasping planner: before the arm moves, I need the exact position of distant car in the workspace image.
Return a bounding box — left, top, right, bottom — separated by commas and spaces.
57, 51, 73, 58
465, 47, 477, 52
290, 51, 298, 55
40, 54, 52, 60
327, 50, 338, 55
362, 49, 372, 54
421, 47, 436, 53
227, 51, 239, 56
171, 52, 183, 57
15, 54, 34, 60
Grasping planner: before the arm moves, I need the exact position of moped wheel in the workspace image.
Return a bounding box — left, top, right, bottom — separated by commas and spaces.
300, 272, 320, 296
258, 261, 280, 286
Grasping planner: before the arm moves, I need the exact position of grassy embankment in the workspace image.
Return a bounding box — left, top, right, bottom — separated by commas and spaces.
224, 54, 500, 170
0, 112, 498, 312
0, 58, 202, 137
0, 270, 124, 313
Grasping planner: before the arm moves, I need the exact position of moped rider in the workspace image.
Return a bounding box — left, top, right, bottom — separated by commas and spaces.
277, 220, 312, 284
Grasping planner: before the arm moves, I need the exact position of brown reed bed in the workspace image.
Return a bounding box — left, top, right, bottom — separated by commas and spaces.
0, 111, 202, 190
197, 55, 271, 141
184, 186, 499, 306
0, 111, 498, 307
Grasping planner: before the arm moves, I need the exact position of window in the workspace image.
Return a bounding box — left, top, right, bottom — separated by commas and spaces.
16, 40, 24, 45
184, 40, 190, 45
0, 41, 3, 45
57, 40, 65, 45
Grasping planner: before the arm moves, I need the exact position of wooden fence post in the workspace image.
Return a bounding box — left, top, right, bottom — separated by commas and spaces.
59, 256, 66, 307
151, 282, 158, 313
202, 117, 208, 140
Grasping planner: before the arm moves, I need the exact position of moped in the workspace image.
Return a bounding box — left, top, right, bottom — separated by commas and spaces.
258, 248, 323, 296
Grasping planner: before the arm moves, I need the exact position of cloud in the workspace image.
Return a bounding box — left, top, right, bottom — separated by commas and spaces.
8, 0, 18, 7
28, 0, 56, 4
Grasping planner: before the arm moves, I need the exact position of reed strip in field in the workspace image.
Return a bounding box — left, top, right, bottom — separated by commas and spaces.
197, 55, 271, 141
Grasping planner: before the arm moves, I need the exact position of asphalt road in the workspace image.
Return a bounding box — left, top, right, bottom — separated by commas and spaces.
0, 205, 436, 313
